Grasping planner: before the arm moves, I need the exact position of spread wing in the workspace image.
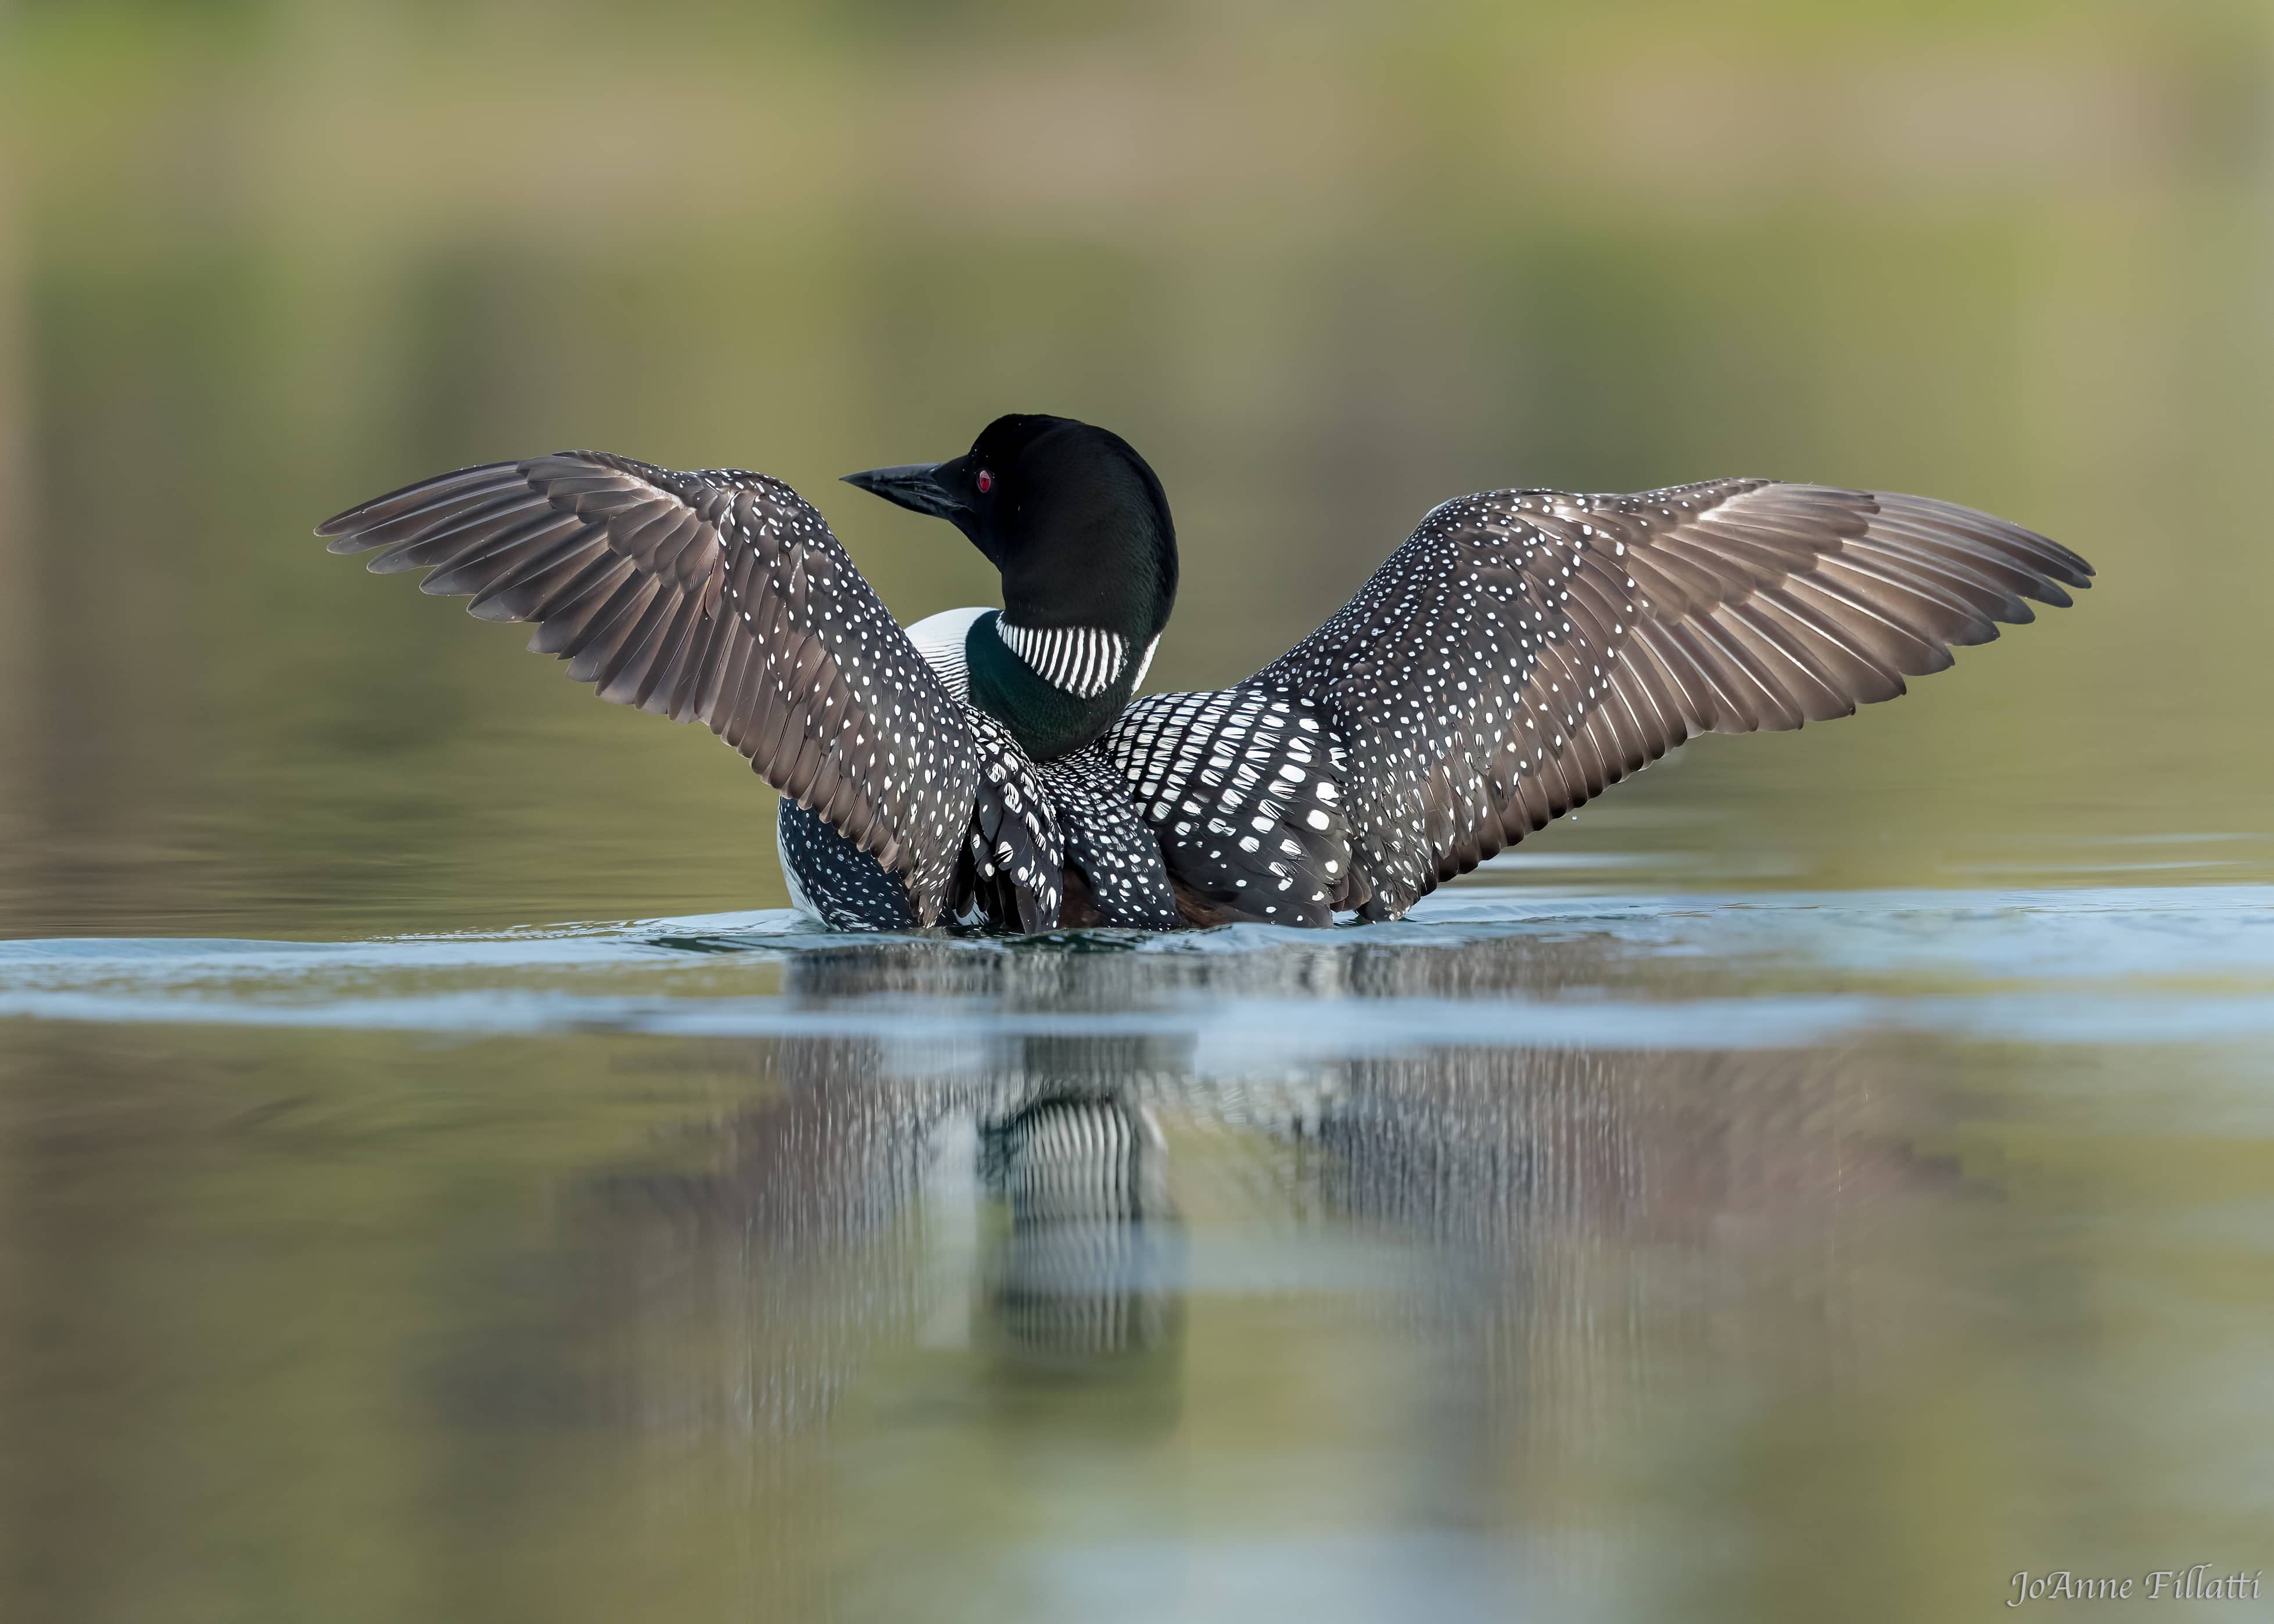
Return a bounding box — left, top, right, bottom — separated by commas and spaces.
317, 452, 985, 924
1256, 479, 2093, 917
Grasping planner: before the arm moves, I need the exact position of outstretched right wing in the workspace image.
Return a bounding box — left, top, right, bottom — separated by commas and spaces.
319, 452, 995, 924
1264, 481, 2091, 915
1109, 479, 2090, 923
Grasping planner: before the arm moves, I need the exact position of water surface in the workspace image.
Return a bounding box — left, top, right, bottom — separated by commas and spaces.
4, 873, 2270, 1623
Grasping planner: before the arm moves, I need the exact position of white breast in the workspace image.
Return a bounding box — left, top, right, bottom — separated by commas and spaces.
901, 606, 990, 700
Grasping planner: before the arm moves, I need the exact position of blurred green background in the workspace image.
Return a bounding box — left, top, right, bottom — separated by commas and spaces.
1, 0, 2269, 936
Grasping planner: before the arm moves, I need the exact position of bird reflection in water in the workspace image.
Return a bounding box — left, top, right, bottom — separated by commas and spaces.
563, 933, 1963, 1485
569, 1022, 1199, 1444
976, 1087, 1186, 1397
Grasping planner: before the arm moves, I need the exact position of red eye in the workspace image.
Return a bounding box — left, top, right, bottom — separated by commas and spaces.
976, 469, 993, 494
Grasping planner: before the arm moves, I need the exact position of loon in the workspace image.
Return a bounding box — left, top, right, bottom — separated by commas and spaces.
317, 414, 2092, 930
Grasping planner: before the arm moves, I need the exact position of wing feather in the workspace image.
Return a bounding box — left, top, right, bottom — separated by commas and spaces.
318, 452, 984, 923
1250, 479, 2090, 917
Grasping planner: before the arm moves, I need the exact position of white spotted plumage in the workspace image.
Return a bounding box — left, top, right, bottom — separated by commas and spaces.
1135, 477, 2089, 922
1101, 687, 1349, 926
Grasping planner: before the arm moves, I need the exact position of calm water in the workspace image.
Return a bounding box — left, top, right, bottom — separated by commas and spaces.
4, 875, 2272, 1622
7, 3, 2274, 1619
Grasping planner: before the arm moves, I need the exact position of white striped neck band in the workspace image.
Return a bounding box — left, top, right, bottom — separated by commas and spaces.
995, 619, 1133, 699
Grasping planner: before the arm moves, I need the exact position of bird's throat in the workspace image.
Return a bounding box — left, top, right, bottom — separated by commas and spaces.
965, 615, 1134, 762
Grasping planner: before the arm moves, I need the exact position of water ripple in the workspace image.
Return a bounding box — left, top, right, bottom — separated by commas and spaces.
0, 886, 2266, 1051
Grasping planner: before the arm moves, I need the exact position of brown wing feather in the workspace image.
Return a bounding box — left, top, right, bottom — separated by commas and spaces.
1259, 480, 2092, 918
318, 452, 981, 923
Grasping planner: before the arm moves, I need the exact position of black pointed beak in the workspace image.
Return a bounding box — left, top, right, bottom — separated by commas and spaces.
841, 461, 970, 522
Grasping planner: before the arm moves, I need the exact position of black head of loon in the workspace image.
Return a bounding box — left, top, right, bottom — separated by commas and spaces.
843, 414, 1177, 762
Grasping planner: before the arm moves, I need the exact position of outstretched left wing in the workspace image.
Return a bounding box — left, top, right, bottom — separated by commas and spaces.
319, 452, 1035, 925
